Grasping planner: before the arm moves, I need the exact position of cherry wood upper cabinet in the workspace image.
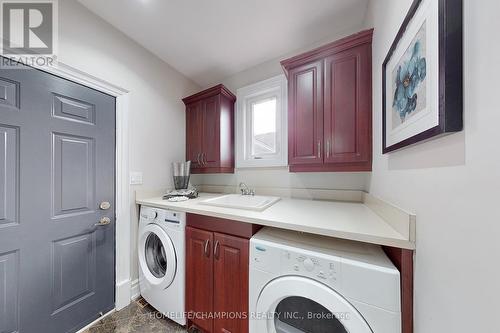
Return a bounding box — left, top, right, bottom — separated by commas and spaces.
324, 44, 372, 168
201, 95, 220, 168
185, 101, 203, 169
288, 60, 324, 166
183, 84, 236, 174
282, 29, 373, 172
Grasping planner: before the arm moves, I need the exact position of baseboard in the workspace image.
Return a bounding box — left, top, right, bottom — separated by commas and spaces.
130, 278, 140, 301
115, 279, 131, 310
75, 309, 114, 333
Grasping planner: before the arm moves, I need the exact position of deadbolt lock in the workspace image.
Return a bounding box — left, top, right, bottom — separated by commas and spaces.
99, 201, 111, 210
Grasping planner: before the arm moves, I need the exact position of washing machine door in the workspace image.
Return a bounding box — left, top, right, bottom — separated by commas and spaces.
255, 276, 373, 333
138, 224, 177, 289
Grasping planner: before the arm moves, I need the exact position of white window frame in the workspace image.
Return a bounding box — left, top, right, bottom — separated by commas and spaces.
236, 74, 287, 168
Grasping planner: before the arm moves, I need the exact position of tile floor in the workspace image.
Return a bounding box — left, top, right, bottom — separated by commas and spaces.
83, 299, 187, 333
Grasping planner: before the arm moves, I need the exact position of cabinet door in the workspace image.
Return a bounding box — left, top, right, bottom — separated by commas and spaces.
186, 227, 214, 332
288, 60, 324, 165
186, 101, 203, 168
324, 44, 371, 167
213, 233, 249, 333
202, 95, 221, 167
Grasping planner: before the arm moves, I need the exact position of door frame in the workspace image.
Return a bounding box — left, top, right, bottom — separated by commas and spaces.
36, 61, 132, 310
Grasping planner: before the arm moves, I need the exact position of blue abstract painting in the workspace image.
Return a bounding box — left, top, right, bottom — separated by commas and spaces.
392, 23, 427, 128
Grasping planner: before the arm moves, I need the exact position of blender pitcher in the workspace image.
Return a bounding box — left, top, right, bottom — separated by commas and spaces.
172, 161, 191, 190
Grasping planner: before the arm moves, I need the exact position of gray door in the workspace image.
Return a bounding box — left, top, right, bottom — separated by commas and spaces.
0, 63, 116, 333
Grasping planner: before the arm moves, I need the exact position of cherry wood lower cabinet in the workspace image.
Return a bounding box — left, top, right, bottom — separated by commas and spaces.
213, 233, 249, 333
186, 214, 259, 333
186, 227, 214, 333
383, 246, 414, 333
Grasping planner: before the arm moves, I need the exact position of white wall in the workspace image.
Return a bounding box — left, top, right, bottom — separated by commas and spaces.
364, 0, 500, 332
59, 0, 200, 281
193, 25, 371, 191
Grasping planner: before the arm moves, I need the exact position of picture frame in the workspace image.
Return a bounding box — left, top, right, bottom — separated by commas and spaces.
382, 0, 463, 153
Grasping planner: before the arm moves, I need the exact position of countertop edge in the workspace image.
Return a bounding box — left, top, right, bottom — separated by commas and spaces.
135, 196, 416, 250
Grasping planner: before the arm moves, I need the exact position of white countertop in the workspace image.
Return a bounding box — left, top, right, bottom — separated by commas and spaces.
136, 193, 414, 249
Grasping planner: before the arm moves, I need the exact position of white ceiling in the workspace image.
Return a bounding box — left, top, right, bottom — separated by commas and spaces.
79, 0, 369, 87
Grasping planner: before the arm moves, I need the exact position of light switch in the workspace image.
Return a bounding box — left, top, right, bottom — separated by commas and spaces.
130, 171, 143, 185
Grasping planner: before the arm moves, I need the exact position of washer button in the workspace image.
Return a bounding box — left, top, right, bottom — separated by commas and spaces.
303, 258, 315, 272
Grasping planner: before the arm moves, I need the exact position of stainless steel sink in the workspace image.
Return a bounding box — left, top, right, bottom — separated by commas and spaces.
199, 194, 280, 212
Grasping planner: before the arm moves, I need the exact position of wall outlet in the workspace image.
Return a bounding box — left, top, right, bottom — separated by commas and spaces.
129, 171, 143, 185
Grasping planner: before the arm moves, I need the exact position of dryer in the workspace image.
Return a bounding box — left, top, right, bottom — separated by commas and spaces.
249, 228, 401, 333
138, 206, 186, 326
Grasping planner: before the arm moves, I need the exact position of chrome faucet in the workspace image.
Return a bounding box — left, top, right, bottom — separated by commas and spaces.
239, 182, 255, 196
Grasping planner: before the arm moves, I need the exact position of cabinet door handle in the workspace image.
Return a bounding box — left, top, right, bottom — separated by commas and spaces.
202, 152, 207, 166
204, 239, 210, 257
214, 240, 220, 259
326, 140, 330, 159
318, 140, 321, 159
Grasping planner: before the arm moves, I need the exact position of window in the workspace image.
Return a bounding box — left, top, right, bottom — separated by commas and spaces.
251, 97, 277, 156
236, 75, 287, 167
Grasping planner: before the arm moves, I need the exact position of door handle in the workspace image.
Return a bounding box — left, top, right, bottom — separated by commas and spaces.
214, 240, 220, 259
318, 140, 321, 159
204, 239, 210, 257
95, 217, 111, 226
326, 140, 330, 159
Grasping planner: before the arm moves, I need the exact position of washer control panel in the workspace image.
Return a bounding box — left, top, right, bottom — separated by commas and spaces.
139, 206, 186, 229
148, 210, 158, 220
161, 210, 186, 229
140, 206, 160, 221
281, 249, 341, 289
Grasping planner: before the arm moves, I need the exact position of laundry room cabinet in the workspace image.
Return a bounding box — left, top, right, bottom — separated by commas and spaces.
183, 84, 236, 174
185, 227, 214, 332
282, 29, 373, 172
185, 214, 261, 333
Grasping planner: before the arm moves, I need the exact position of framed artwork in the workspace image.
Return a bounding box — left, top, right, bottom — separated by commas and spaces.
382, 0, 463, 153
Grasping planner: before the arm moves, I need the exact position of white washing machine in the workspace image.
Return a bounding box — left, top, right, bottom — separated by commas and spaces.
138, 206, 186, 326
250, 228, 401, 333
